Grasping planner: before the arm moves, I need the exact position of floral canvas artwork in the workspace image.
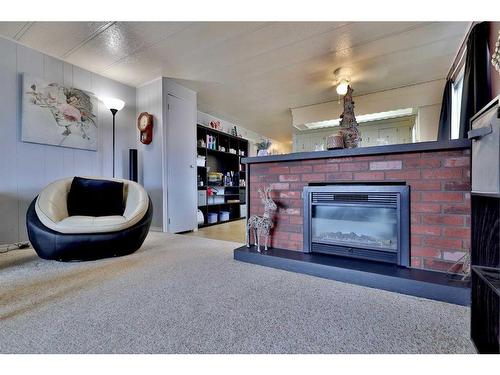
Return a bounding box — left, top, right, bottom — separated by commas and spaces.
22, 74, 98, 151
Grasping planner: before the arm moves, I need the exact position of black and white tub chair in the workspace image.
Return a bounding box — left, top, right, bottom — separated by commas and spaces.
26, 177, 152, 261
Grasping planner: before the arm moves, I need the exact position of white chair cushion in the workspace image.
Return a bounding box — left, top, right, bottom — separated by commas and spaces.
35, 177, 149, 234
57, 216, 127, 233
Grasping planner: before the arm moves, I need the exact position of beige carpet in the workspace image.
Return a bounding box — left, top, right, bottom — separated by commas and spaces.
0, 232, 475, 353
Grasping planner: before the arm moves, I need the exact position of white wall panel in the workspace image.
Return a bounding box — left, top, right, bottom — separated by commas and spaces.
42, 55, 66, 185
16, 44, 46, 240
62, 63, 76, 178
72, 66, 95, 179
0, 38, 20, 243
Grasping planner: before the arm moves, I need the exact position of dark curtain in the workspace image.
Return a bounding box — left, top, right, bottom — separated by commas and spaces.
437, 79, 452, 141
459, 22, 492, 139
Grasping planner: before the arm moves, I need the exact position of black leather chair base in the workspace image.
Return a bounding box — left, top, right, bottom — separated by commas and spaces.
26, 198, 153, 261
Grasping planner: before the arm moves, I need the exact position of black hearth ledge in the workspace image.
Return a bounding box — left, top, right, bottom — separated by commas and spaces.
234, 246, 470, 306
242, 139, 471, 164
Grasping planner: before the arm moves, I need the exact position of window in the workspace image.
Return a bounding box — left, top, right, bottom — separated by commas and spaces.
451, 69, 464, 139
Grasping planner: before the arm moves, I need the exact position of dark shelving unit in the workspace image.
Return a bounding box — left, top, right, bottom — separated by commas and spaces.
196, 124, 248, 228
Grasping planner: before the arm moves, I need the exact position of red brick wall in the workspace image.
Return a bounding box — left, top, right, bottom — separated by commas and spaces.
248, 148, 471, 272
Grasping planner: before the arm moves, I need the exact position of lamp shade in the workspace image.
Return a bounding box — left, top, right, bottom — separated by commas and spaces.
102, 97, 125, 111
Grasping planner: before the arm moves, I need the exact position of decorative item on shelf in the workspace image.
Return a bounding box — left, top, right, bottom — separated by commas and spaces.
208, 172, 223, 185
229, 148, 237, 154
196, 155, 206, 167
197, 176, 204, 187
239, 149, 246, 156
338, 86, 361, 148
206, 134, 217, 150
232, 171, 239, 186
137, 112, 153, 145
314, 143, 325, 151
207, 186, 224, 204
256, 138, 272, 156
197, 139, 206, 148
246, 186, 277, 252
491, 30, 500, 74
326, 133, 344, 150
218, 146, 226, 152
230, 126, 238, 136
209, 120, 222, 131
239, 179, 246, 187
224, 172, 232, 187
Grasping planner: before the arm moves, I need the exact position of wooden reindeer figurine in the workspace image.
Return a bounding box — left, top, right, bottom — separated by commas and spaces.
246, 186, 277, 252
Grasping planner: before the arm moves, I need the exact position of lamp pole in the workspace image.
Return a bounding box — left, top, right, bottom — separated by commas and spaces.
102, 97, 124, 178
110, 108, 118, 178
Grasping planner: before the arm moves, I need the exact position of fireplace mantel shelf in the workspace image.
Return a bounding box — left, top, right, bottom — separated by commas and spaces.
242, 139, 471, 164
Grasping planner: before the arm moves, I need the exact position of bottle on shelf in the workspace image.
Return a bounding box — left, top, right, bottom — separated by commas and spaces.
224, 172, 232, 187
206, 134, 217, 150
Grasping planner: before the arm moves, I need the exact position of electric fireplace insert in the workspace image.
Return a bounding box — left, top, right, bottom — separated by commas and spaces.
303, 184, 410, 267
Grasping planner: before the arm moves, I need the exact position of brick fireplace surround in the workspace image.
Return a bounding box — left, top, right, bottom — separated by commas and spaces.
245, 140, 471, 273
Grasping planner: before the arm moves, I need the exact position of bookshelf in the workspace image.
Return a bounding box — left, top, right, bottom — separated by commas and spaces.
196, 124, 249, 228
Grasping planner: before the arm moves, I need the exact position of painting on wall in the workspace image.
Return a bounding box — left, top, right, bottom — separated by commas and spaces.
22, 74, 98, 151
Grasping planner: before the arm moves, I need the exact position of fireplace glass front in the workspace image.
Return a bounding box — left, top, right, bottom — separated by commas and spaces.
303, 185, 410, 266
312, 205, 398, 251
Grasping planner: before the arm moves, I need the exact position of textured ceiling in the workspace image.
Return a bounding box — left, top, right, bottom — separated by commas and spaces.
0, 21, 468, 142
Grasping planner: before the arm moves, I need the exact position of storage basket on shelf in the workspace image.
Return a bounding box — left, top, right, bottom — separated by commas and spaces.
219, 211, 230, 222
207, 212, 218, 224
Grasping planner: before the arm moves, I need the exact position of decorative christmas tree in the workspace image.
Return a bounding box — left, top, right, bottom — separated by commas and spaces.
338, 86, 361, 148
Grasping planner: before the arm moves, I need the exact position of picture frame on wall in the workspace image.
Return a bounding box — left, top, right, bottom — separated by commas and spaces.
21, 73, 99, 151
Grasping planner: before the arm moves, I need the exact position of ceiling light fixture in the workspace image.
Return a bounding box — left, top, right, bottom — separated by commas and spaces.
336, 79, 350, 96
333, 67, 351, 96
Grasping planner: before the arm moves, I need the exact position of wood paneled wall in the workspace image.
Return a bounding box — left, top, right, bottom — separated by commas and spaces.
136, 79, 164, 230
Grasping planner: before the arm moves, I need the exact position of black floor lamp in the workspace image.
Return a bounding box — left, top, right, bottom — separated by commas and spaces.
102, 97, 125, 177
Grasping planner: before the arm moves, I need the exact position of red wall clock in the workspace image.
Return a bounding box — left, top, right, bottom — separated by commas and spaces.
137, 112, 153, 144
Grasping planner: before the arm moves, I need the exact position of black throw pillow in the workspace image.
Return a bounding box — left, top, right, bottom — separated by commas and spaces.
67, 177, 125, 217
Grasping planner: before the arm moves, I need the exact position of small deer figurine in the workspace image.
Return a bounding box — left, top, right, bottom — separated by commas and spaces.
246, 186, 277, 252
